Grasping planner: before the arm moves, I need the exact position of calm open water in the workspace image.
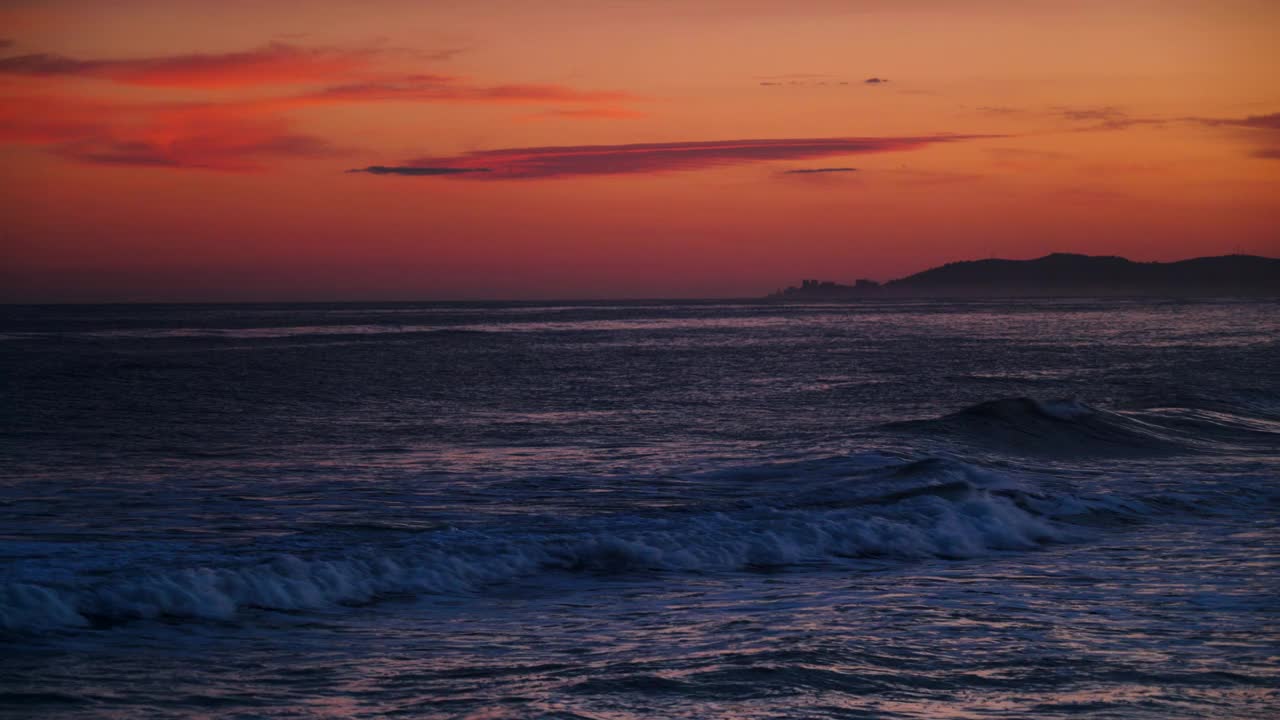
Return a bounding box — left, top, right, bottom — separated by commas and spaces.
1, 298, 1278, 718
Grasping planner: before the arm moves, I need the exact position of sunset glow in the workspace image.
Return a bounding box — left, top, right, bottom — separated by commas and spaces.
2, 0, 1277, 301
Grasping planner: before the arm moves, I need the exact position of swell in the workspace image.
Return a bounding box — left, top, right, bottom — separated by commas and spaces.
882, 396, 1280, 457
8, 394, 1274, 635
1, 459, 1132, 634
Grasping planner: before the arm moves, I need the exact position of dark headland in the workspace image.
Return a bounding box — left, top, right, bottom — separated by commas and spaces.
768, 253, 1280, 299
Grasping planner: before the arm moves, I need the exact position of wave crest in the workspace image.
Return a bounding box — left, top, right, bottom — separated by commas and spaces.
2, 463, 1110, 633
882, 396, 1277, 456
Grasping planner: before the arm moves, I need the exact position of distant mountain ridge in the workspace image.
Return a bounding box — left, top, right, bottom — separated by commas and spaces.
768, 253, 1280, 298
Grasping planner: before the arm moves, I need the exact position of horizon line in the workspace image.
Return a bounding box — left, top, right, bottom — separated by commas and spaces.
3, 251, 1275, 306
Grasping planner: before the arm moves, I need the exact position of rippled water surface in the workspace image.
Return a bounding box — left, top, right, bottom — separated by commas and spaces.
2, 299, 1278, 718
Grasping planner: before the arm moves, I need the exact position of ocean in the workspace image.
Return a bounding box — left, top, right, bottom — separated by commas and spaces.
1, 298, 1277, 719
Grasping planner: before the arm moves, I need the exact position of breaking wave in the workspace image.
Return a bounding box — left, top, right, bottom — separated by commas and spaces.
8, 395, 1272, 636
1, 458, 1134, 634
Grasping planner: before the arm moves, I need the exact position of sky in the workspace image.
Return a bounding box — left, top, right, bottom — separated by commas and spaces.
1, 0, 1278, 301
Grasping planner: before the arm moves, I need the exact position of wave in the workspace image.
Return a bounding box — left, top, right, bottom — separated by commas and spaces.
1, 459, 1131, 634
882, 396, 1280, 457
6, 315, 803, 341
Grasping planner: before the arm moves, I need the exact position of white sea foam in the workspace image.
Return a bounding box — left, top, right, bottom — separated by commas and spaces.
1, 481, 1133, 633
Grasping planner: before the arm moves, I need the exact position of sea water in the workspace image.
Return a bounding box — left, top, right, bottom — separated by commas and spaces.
1, 298, 1277, 718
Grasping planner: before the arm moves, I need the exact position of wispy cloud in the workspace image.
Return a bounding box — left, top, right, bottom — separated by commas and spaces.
1198, 113, 1280, 159
1198, 112, 1280, 130
986, 147, 1067, 160
782, 167, 858, 174
349, 135, 996, 181
521, 107, 646, 121
1048, 105, 1169, 131
0, 43, 382, 88
972, 104, 1143, 129
757, 74, 853, 88
751, 74, 884, 87
975, 105, 1022, 115
980, 106, 1280, 160
348, 166, 491, 176
756, 73, 831, 81
301, 76, 635, 106
979, 105, 1280, 137
60, 133, 343, 169
1053, 105, 1126, 123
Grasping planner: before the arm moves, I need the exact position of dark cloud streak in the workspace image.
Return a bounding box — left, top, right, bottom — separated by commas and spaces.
347, 166, 492, 176
783, 167, 858, 174
1200, 112, 1280, 130
350, 135, 997, 181
59, 133, 346, 170
0, 43, 405, 88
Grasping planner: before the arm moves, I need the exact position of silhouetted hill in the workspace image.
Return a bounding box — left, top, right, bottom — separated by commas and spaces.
769, 254, 1280, 298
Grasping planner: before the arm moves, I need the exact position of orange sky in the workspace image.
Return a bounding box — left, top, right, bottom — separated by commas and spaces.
1, 0, 1278, 301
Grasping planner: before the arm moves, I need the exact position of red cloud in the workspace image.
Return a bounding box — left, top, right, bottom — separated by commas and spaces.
0, 93, 134, 143
0, 93, 344, 170
0, 41, 642, 170
350, 135, 996, 180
